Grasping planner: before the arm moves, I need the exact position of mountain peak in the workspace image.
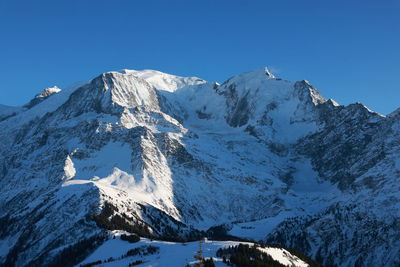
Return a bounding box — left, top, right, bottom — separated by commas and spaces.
35, 86, 62, 99
112, 69, 206, 92
245, 66, 275, 79
224, 67, 275, 85
263, 66, 275, 78
23, 86, 62, 109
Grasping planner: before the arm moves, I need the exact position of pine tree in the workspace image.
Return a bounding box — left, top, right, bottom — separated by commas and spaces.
193, 239, 204, 267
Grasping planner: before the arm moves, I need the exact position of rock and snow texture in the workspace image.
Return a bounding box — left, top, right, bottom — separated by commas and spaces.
0, 67, 399, 267
257, 247, 308, 267
24, 86, 62, 109
0, 104, 23, 121
35, 86, 62, 98
118, 69, 206, 92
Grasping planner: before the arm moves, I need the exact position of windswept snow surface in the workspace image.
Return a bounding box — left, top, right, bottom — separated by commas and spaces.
118, 69, 206, 92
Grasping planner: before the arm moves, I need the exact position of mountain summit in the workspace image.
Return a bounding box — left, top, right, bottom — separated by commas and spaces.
0, 68, 399, 267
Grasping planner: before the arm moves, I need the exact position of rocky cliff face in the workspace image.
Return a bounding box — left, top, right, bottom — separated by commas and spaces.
0, 67, 398, 267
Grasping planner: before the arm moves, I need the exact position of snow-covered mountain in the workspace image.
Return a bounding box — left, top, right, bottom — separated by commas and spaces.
0, 67, 399, 267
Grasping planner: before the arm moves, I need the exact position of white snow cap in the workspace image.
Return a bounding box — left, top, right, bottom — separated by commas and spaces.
233, 67, 276, 80
263, 66, 275, 78
35, 86, 62, 98
116, 69, 205, 92
254, 66, 275, 78
327, 98, 340, 107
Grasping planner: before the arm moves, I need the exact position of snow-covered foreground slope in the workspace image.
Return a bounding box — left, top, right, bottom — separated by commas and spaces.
79, 232, 308, 267
0, 67, 399, 267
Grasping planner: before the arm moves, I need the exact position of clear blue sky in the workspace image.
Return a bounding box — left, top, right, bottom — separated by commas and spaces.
0, 0, 399, 114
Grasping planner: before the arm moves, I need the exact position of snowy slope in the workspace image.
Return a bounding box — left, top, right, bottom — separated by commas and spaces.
0, 67, 399, 267
79, 232, 308, 267
0, 104, 23, 121
119, 69, 206, 92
